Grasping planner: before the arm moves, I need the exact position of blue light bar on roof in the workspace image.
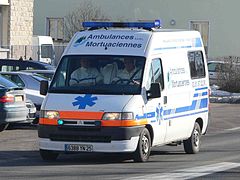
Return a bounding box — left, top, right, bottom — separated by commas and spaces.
82, 20, 161, 29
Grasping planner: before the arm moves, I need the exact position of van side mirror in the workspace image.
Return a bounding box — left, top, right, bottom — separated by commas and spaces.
40, 80, 49, 95
147, 83, 161, 99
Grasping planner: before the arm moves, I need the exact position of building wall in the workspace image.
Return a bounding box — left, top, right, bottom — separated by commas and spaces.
9, 0, 34, 59
33, 0, 240, 59
2, 6, 9, 47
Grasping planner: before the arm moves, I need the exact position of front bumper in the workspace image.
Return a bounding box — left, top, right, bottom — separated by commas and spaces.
39, 136, 139, 152
38, 125, 144, 152
0, 107, 28, 124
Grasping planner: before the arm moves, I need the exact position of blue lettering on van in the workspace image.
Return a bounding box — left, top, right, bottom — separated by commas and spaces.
72, 94, 98, 109
153, 38, 203, 52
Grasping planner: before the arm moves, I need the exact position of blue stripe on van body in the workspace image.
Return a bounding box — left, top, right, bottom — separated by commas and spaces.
136, 87, 209, 121
195, 87, 208, 91
164, 110, 208, 120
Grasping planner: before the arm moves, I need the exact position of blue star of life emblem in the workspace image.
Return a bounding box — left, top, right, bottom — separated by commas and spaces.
156, 105, 163, 121
72, 94, 98, 109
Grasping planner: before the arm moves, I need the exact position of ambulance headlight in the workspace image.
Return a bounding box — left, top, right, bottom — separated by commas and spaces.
102, 112, 133, 120
41, 110, 60, 119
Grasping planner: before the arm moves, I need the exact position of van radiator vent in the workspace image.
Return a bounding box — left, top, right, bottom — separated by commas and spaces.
49, 134, 111, 143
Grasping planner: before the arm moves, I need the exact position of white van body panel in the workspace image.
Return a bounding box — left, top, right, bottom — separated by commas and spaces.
43, 93, 136, 112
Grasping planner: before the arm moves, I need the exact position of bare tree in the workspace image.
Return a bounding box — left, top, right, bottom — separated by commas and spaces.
64, 1, 108, 40
216, 56, 240, 93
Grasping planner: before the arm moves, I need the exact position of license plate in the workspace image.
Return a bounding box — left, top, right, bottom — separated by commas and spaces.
65, 144, 93, 152
15, 96, 23, 102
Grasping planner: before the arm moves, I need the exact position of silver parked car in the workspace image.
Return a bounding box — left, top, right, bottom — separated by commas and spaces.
0, 75, 28, 131
0, 71, 48, 110
208, 60, 240, 86
25, 99, 37, 123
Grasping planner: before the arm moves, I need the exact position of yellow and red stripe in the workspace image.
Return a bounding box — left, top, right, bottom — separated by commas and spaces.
39, 111, 147, 127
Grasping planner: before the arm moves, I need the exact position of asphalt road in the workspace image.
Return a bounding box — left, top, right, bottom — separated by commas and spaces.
0, 103, 240, 180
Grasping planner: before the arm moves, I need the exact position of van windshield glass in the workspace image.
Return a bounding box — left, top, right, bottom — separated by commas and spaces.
49, 55, 145, 95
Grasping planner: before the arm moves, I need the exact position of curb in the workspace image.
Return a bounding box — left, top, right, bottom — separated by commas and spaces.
210, 96, 240, 104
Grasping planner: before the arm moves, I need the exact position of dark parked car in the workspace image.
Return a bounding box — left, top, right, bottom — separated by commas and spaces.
0, 75, 28, 132
0, 59, 55, 72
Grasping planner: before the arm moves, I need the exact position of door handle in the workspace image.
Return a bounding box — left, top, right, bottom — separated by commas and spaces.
164, 96, 167, 104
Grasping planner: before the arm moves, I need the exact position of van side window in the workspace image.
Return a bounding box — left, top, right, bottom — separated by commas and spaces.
188, 51, 205, 78
149, 58, 164, 89
52, 58, 68, 87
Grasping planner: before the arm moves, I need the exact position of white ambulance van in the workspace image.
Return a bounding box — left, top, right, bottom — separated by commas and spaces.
38, 20, 210, 162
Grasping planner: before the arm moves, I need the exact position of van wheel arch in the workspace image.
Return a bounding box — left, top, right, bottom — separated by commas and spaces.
183, 121, 201, 154
145, 124, 154, 146
133, 127, 152, 162
196, 118, 203, 132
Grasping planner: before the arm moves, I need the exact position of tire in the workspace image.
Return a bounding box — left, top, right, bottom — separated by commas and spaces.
0, 123, 9, 132
183, 122, 201, 154
40, 149, 59, 161
133, 128, 151, 162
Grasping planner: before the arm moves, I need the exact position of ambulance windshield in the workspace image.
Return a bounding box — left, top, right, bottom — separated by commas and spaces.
49, 55, 145, 95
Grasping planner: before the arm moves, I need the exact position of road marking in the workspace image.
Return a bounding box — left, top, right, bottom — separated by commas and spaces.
124, 162, 240, 180
226, 127, 240, 131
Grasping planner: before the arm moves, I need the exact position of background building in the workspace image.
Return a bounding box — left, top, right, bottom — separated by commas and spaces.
33, 0, 240, 61
0, 0, 34, 59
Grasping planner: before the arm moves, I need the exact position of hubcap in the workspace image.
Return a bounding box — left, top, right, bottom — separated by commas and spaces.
142, 135, 149, 154
193, 129, 200, 147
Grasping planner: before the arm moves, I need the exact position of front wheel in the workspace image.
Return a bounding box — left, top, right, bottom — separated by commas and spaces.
0, 123, 9, 132
40, 149, 59, 161
133, 128, 151, 162
183, 122, 201, 154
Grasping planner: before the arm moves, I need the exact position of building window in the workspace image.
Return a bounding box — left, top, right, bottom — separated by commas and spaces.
46, 18, 64, 41
190, 21, 209, 56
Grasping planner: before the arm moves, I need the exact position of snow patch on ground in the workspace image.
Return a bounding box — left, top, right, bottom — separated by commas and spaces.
210, 85, 240, 103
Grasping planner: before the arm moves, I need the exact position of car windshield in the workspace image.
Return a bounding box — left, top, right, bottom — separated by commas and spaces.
0, 75, 18, 88
32, 74, 49, 82
44, 65, 55, 70
49, 55, 145, 95
33, 73, 54, 81
208, 62, 240, 72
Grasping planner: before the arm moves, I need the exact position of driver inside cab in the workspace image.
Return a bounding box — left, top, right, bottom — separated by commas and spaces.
112, 58, 142, 85
69, 57, 103, 86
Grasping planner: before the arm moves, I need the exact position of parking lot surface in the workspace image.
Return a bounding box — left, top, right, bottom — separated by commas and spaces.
0, 103, 239, 179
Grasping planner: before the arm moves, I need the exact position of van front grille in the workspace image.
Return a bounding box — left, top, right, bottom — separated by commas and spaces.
49, 134, 111, 143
